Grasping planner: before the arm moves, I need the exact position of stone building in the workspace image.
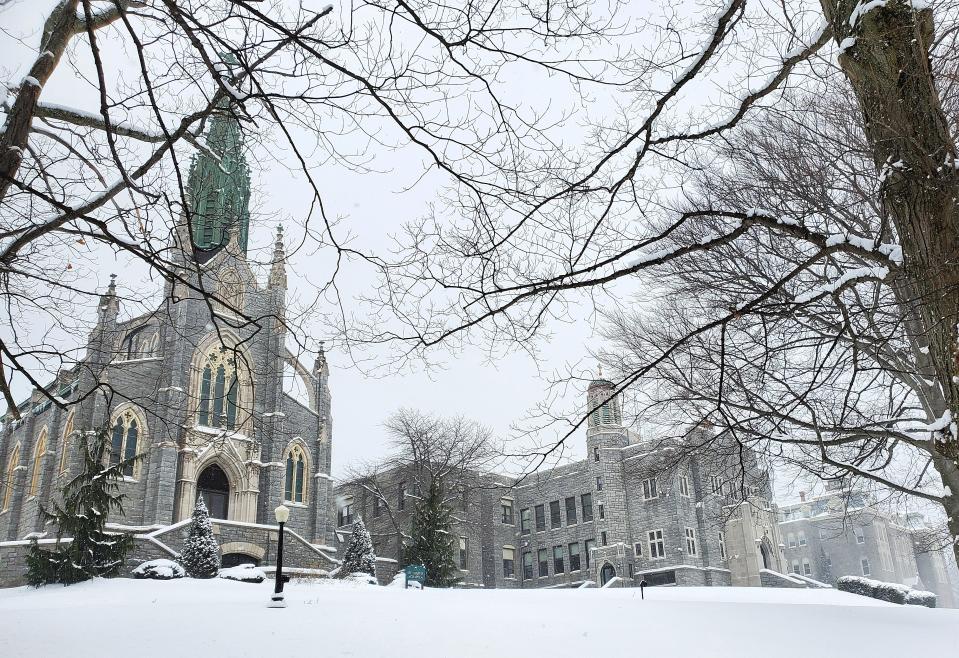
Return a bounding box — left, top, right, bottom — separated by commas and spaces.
335, 375, 786, 588
0, 106, 337, 582
777, 486, 957, 607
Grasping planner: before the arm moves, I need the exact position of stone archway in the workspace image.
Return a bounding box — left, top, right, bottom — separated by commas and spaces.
175, 436, 260, 523
600, 563, 616, 586
759, 536, 774, 570
198, 464, 230, 519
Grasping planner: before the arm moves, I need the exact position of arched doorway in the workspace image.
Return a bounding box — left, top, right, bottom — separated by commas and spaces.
600, 563, 616, 586
759, 540, 771, 569
198, 464, 230, 519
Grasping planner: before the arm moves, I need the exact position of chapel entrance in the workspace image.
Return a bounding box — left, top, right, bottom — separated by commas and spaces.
600, 563, 616, 586
197, 464, 230, 519
759, 540, 771, 569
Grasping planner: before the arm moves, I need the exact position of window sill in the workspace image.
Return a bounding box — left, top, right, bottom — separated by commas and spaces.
283, 501, 310, 508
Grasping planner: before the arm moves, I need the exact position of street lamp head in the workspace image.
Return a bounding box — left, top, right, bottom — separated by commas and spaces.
275, 504, 290, 524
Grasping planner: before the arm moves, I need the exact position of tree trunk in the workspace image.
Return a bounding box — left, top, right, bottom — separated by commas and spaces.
820, 0, 959, 567
0, 0, 78, 202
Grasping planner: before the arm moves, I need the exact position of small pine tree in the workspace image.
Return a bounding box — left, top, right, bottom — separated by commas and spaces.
180, 496, 220, 578
339, 517, 377, 578
817, 546, 834, 585
403, 479, 459, 587
26, 428, 138, 586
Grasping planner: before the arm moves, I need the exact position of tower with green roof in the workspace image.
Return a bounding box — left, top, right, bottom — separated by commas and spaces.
186, 104, 251, 261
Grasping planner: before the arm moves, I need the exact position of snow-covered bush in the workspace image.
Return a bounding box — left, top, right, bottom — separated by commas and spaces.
904, 589, 937, 608
132, 559, 185, 580
218, 564, 266, 583
337, 518, 376, 579
837, 576, 934, 607
343, 572, 378, 586
180, 497, 220, 578
836, 576, 877, 598
872, 581, 909, 605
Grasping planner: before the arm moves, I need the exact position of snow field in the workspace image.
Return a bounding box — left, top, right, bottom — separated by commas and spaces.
0, 578, 954, 657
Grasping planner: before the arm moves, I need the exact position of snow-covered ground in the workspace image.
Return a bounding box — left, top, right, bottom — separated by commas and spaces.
0, 578, 954, 657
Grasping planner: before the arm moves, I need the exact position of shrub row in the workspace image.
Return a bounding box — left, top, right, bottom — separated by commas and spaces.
836, 576, 936, 608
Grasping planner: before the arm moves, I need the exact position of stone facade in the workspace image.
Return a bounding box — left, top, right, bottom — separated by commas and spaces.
0, 108, 337, 586
336, 377, 785, 589
777, 487, 958, 607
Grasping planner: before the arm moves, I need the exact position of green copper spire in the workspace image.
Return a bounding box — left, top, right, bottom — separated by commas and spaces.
186, 104, 251, 258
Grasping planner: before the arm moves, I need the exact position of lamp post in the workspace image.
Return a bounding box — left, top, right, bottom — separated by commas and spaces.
269, 504, 290, 608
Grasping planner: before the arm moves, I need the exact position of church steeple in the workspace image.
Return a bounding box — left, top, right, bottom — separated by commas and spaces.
186, 102, 251, 261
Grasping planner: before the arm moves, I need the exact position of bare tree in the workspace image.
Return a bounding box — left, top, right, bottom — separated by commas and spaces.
342, 408, 500, 544
0, 0, 633, 417
355, 0, 959, 568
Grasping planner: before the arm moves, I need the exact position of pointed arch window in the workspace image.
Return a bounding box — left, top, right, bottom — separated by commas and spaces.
110, 410, 140, 478
59, 411, 76, 474
197, 348, 242, 431
2, 443, 21, 511
284, 445, 307, 504
29, 428, 48, 496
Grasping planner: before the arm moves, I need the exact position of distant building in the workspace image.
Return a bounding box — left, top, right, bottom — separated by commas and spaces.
335, 374, 786, 588
777, 486, 957, 607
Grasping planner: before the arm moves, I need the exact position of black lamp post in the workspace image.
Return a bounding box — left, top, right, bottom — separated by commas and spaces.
269, 504, 290, 608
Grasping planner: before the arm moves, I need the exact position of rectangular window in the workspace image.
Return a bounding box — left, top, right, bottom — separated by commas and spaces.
861, 558, 870, 576
338, 499, 354, 527
855, 527, 865, 544
520, 508, 531, 534
584, 539, 595, 568
535, 504, 546, 531
648, 529, 665, 558
553, 545, 565, 574
719, 531, 727, 560
710, 475, 722, 494
581, 493, 593, 522
398, 481, 407, 510
459, 537, 468, 570
679, 475, 690, 498
503, 547, 515, 578
373, 495, 384, 518
798, 531, 807, 547
565, 497, 577, 525
598, 504, 605, 520
787, 533, 796, 548
501, 499, 514, 525
642, 478, 658, 500
550, 500, 562, 528
538, 548, 549, 577
596, 476, 603, 491
685, 527, 697, 555
634, 542, 643, 557
568, 542, 581, 571
460, 487, 468, 511
792, 560, 800, 574
523, 551, 533, 579
802, 559, 811, 576
593, 446, 601, 462
601, 531, 608, 546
